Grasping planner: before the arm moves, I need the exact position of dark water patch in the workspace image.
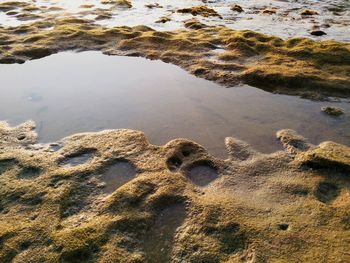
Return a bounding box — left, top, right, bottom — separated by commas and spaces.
17, 166, 41, 179
186, 161, 219, 187
143, 203, 186, 262
21, 192, 45, 206
59, 148, 96, 167
0, 159, 18, 175
99, 160, 138, 193
20, 240, 32, 251
314, 182, 340, 203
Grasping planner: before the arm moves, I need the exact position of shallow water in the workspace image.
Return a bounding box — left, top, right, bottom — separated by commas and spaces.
187, 164, 219, 187
59, 149, 97, 167
0, 0, 349, 41
0, 51, 349, 157
99, 160, 138, 193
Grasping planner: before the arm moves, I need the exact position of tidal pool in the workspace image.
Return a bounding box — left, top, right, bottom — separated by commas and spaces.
0, 51, 349, 157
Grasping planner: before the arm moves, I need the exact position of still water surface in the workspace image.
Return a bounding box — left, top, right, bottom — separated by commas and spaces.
0, 51, 349, 157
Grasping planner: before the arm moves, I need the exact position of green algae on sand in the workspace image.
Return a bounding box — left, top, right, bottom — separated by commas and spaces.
0, 121, 349, 262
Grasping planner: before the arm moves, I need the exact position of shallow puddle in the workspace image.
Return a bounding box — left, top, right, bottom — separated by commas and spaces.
0, 51, 349, 157
59, 150, 96, 167
187, 163, 219, 187
99, 160, 138, 193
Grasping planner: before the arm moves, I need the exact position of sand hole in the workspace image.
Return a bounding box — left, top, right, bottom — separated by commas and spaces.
59, 149, 96, 167
49, 143, 62, 152
167, 156, 183, 172
187, 161, 219, 187
277, 224, 289, 231
20, 240, 32, 250
17, 134, 26, 140
315, 182, 340, 203
17, 166, 41, 179
100, 160, 137, 193
181, 149, 191, 157
180, 144, 197, 157
143, 204, 186, 262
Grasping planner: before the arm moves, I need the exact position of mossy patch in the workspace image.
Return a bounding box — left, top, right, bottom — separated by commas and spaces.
177, 6, 222, 19
0, 121, 349, 261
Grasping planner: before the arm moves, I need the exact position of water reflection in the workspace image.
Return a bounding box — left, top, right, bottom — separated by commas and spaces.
0, 51, 349, 157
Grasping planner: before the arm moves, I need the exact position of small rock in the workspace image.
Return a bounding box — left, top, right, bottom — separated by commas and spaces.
145, 3, 162, 9
156, 16, 171, 23
6, 11, 18, 16
262, 9, 277, 15
301, 9, 319, 16
184, 18, 207, 29
231, 4, 244, 13
321, 106, 344, 116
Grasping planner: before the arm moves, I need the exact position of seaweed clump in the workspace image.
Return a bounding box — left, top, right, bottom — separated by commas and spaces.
101, 0, 132, 8
177, 6, 222, 18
